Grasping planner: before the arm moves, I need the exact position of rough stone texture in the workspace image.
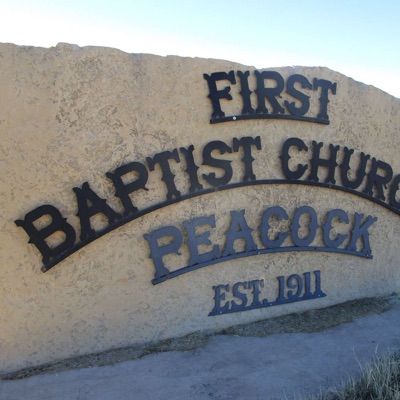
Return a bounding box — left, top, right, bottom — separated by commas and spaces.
0, 42, 399, 374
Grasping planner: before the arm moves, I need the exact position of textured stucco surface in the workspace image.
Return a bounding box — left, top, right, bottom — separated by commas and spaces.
0, 42, 399, 374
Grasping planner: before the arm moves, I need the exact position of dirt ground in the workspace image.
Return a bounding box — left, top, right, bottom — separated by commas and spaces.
2, 295, 394, 381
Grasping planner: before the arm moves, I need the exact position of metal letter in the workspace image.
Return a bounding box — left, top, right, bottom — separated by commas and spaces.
280, 137, 309, 180
363, 158, 393, 201
144, 226, 183, 281
291, 206, 318, 247
323, 209, 349, 248
74, 182, 122, 241
232, 136, 261, 182
260, 206, 289, 248
223, 209, 257, 257
106, 161, 148, 216
204, 71, 236, 120
307, 141, 339, 184
180, 145, 203, 193
255, 70, 285, 114
340, 147, 369, 190
15, 205, 76, 266
313, 78, 337, 121
347, 213, 377, 257
183, 215, 220, 266
147, 149, 181, 200
202, 140, 233, 187
284, 74, 312, 116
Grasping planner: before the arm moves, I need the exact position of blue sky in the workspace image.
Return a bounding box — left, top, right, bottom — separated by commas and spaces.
2, 0, 399, 97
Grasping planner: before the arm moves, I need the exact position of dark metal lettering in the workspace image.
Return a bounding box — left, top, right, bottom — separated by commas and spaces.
143, 226, 183, 281
209, 270, 326, 316
250, 279, 265, 307
323, 209, 349, 248
147, 149, 181, 200
148, 204, 377, 285
210, 284, 230, 315
183, 215, 219, 266
17, 136, 395, 274
340, 147, 369, 190
291, 206, 318, 247
14, 205, 76, 266
347, 213, 377, 257
73, 182, 122, 241
260, 206, 289, 248
303, 271, 312, 298
232, 136, 261, 182
255, 70, 285, 114
389, 174, 400, 209
276, 275, 286, 303
222, 209, 258, 257
280, 137, 309, 180
202, 140, 233, 187
237, 70, 254, 115
180, 145, 203, 193
106, 162, 148, 216
308, 141, 339, 184
207, 71, 335, 124
287, 274, 303, 300
284, 74, 312, 117
231, 281, 249, 311
313, 78, 337, 120
313, 270, 325, 297
363, 158, 393, 201
203, 71, 236, 120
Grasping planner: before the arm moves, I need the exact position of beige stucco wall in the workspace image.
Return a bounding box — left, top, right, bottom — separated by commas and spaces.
1, 42, 399, 374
